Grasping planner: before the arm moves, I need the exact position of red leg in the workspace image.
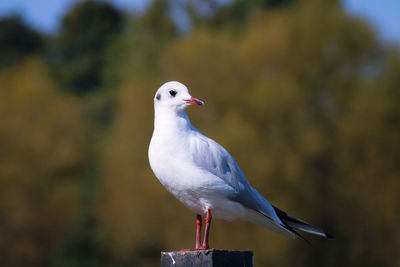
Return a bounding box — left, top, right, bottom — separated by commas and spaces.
202, 209, 212, 249
195, 214, 202, 249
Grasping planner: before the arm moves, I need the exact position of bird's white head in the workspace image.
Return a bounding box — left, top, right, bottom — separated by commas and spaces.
154, 81, 204, 113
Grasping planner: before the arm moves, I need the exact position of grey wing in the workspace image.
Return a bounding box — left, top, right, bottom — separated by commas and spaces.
189, 131, 283, 224
189, 131, 250, 192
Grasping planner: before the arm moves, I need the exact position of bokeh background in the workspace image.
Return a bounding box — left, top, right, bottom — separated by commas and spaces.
0, 0, 399, 266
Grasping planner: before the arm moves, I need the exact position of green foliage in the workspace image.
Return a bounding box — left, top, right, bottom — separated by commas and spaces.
1, 0, 400, 266
0, 16, 44, 67
206, 0, 298, 28
139, 0, 177, 39
0, 59, 88, 266
48, 1, 124, 95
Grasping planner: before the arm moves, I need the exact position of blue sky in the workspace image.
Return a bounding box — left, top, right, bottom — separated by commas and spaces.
0, 0, 399, 45
343, 0, 400, 45
0, 0, 150, 31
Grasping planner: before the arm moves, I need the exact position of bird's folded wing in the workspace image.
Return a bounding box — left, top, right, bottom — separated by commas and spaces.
189, 131, 282, 223
189, 131, 251, 192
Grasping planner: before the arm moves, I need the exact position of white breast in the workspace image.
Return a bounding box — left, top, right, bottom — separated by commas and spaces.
148, 130, 245, 220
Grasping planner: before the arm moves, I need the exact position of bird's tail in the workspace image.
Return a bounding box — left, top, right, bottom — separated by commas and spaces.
243, 208, 296, 239
273, 206, 333, 241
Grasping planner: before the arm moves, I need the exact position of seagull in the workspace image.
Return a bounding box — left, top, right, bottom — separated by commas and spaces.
148, 81, 332, 249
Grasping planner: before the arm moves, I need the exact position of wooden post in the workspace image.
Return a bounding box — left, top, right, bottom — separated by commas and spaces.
161, 249, 253, 267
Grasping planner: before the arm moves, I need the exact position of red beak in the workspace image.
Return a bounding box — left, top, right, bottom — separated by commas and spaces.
185, 97, 204, 106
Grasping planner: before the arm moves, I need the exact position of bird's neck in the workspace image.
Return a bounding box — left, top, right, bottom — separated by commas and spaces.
154, 108, 193, 134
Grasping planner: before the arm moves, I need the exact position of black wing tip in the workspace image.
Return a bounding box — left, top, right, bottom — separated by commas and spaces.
281, 223, 313, 246
292, 228, 333, 246
273, 205, 335, 240
294, 230, 313, 246
325, 232, 334, 239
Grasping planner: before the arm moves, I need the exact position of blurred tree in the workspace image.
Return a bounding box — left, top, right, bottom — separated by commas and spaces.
0, 16, 44, 67
48, 0, 124, 95
119, 0, 177, 75
186, 0, 299, 29
139, 0, 177, 39
0, 0, 399, 266
98, 1, 400, 266
0, 59, 88, 266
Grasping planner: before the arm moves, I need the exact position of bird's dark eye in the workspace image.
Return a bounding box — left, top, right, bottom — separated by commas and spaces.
169, 90, 177, 97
